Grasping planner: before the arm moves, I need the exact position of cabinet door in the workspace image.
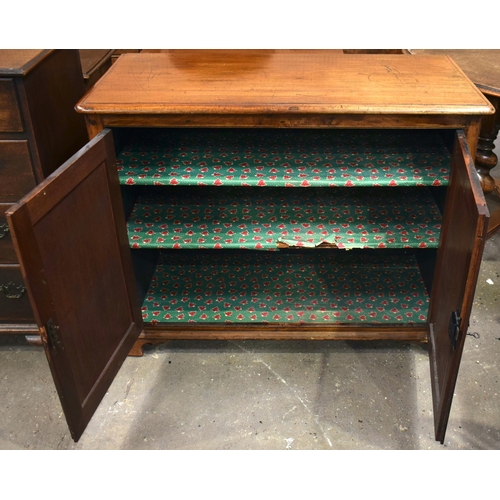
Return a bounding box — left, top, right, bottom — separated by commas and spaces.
428, 130, 489, 443
6, 129, 143, 442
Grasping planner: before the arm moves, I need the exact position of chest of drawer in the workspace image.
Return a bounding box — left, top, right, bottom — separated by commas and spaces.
0, 140, 36, 201
0, 203, 16, 262
0, 79, 23, 132
0, 264, 33, 323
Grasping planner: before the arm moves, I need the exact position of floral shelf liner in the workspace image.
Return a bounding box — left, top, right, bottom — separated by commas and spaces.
142, 252, 429, 324
128, 187, 442, 250
117, 129, 451, 188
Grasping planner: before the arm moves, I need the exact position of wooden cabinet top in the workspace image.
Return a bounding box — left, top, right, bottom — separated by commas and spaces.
76, 50, 494, 116
0, 50, 49, 75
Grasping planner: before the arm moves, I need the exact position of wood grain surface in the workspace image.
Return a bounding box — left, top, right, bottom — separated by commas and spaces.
77, 51, 493, 116
0, 50, 48, 75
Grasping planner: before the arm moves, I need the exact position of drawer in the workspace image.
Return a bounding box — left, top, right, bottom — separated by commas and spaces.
0, 140, 36, 201
0, 79, 23, 132
0, 265, 34, 323
0, 203, 16, 263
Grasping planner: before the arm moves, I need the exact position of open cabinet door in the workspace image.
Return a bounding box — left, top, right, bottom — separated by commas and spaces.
428, 130, 489, 443
6, 130, 143, 442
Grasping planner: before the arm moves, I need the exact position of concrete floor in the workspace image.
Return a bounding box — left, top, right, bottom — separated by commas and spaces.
1, 156, 500, 452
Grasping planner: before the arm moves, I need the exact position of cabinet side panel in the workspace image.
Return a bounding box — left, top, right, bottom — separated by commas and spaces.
23, 50, 88, 178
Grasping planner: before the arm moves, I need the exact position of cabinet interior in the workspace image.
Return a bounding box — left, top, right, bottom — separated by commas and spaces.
113, 127, 454, 336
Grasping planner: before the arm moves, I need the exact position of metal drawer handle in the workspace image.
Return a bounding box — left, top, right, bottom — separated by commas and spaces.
0, 281, 26, 299
0, 223, 10, 239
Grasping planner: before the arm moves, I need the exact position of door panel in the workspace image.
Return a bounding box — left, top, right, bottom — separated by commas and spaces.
428, 130, 489, 443
6, 130, 143, 441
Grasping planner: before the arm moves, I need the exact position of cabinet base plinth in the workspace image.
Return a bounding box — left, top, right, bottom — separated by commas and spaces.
129, 324, 428, 356
129, 337, 171, 357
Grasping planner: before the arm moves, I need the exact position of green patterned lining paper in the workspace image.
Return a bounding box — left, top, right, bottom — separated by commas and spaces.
117, 129, 451, 188
128, 187, 442, 250
142, 252, 429, 324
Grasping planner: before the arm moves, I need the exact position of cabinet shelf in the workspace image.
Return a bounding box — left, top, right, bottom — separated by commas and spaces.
127, 186, 442, 250
116, 128, 451, 188
141, 251, 430, 325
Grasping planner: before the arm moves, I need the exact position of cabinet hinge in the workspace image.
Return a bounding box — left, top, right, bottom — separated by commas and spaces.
46, 317, 62, 351
448, 310, 461, 350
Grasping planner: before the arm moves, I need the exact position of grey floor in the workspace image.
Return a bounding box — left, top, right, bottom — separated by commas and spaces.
1, 154, 500, 451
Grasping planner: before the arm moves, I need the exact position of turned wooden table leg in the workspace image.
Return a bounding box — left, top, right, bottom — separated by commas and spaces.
475, 94, 500, 194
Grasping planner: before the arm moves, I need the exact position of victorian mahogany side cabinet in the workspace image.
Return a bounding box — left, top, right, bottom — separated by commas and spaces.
6, 50, 495, 443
